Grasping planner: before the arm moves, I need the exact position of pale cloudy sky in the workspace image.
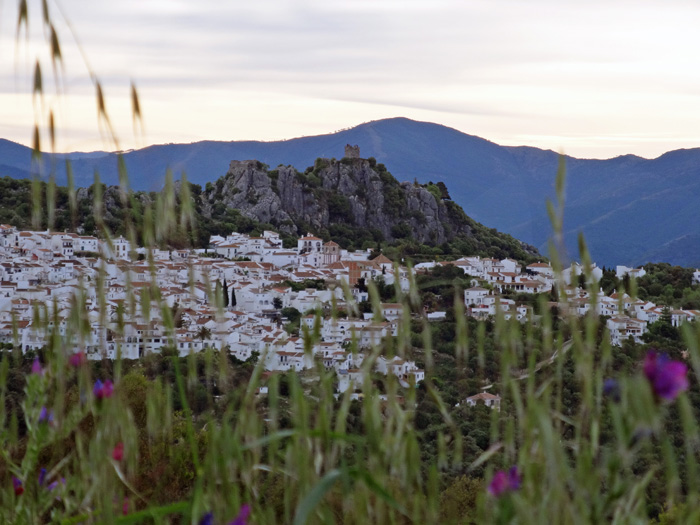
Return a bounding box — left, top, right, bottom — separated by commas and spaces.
2, 0, 700, 158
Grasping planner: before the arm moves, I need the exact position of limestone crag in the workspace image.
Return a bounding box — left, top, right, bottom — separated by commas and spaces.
201, 158, 470, 245
199, 156, 539, 258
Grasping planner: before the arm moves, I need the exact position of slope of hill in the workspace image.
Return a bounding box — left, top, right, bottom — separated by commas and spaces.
2, 118, 700, 266
0, 155, 540, 263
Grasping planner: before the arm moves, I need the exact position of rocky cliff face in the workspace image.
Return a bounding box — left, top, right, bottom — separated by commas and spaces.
200, 157, 487, 246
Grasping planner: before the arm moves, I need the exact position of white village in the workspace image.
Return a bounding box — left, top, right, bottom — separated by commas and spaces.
1, 223, 700, 402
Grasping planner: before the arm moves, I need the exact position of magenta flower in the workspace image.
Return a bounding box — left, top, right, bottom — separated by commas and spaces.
102, 380, 114, 397
69, 352, 87, 367
643, 351, 688, 401
93, 379, 114, 399
229, 504, 251, 525
31, 358, 43, 375
112, 442, 124, 462
13, 477, 24, 496
488, 466, 521, 496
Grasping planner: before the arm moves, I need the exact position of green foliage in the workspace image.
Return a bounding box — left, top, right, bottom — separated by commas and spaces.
379, 171, 406, 218
423, 180, 452, 202
425, 182, 442, 201
283, 279, 327, 292
637, 263, 698, 308
390, 222, 412, 239
326, 193, 353, 223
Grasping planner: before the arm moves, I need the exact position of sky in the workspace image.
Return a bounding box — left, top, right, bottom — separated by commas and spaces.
2, 0, 700, 158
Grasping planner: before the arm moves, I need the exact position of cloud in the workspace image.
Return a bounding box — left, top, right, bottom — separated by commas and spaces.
2, 1, 700, 157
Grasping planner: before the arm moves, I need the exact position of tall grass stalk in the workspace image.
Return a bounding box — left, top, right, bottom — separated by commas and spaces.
3, 5, 699, 523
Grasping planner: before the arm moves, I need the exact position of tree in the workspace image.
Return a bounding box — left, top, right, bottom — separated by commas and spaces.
281, 307, 301, 325
644, 306, 680, 342
273, 297, 283, 309
231, 287, 237, 308
196, 326, 212, 341
577, 273, 587, 290
223, 279, 229, 308
439, 476, 479, 522
436, 181, 451, 200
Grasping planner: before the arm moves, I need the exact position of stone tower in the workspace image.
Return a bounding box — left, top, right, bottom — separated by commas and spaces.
344, 144, 360, 159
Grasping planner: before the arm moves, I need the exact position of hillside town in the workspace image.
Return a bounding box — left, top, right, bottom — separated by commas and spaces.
0, 224, 698, 396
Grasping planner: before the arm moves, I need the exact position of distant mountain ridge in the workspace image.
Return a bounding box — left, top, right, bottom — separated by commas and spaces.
1, 118, 700, 267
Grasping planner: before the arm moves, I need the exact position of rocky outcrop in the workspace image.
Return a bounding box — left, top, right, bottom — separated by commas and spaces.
197, 156, 540, 258
201, 158, 471, 245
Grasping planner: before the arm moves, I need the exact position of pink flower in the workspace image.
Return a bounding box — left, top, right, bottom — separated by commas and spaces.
112, 442, 124, 462
643, 351, 688, 401
93, 379, 114, 399
69, 352, 87, 367
229, 504, 251, 525
488, 466, 521, 496
31, 358, 43, 375
102, 380, 114, 397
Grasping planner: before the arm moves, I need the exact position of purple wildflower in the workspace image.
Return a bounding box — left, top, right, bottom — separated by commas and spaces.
38, 468, 47, 487
94, 379, 114, 400
229, 504, 251, 525
643, 351, 688, 401
31, 358, 43, 375
38, 406, 54, 425
507, 466, 521, 490
603, 378, 621, 402
488, 466, 521, 497
199, 512, 214, 525
47, 478, 65, 491
13, 477, 23, 496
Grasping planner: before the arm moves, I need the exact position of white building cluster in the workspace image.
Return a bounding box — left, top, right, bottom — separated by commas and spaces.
2, 221, 697, 394
457, 257, 700, 346
0, 225, 423, 393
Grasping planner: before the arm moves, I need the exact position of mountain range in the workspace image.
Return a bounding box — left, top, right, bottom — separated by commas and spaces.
1, 117, 699, 267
